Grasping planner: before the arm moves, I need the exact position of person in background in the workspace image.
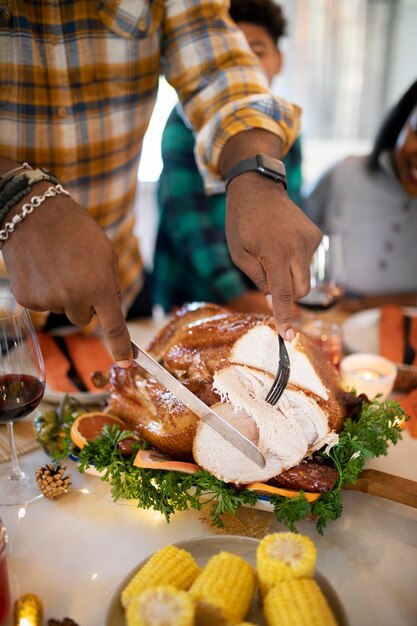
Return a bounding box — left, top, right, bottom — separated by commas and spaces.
153, 0, 303, 315
0, 0, 320, 365
304, 79, 417, 297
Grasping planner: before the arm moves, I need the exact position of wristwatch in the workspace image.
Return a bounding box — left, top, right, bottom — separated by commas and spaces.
225, 153, 287, 190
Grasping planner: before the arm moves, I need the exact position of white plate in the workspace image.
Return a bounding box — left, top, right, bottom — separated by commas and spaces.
342, 307, 417, 355
43, 386, 109, 405
106, 535, 348, 626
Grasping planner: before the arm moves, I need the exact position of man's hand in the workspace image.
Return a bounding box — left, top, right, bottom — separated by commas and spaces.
225, 172, 322, 340
2, 184, 133, 366
219, 129, 322, 340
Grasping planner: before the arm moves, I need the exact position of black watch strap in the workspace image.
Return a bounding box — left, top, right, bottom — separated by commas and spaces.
225, 153, 287, 190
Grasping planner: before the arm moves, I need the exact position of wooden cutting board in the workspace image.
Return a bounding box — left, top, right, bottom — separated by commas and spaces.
344, 469, 417, 508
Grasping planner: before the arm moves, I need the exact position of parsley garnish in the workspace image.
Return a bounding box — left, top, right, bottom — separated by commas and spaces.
40, 396, 407, 534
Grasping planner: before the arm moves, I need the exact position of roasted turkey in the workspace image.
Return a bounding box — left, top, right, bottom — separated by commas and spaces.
107, 303, 347, 485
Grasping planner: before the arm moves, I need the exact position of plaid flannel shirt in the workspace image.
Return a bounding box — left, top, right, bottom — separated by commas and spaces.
0, 0, 301, 312
154, 105, 303, 311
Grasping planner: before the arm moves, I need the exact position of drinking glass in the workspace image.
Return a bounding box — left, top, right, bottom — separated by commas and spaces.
298, 233, 345, 311
0, 297, 45, 505
300, 319, 343, 368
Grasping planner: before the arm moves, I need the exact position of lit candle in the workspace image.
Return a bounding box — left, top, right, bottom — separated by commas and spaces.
351, 368, 382, 381
340, 353, 397, 400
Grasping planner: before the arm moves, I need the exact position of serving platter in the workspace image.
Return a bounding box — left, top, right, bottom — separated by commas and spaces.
68, 450, 106, 477
43, 386, 109, 405
106, 535, 348, 626
67, 449, 292, 511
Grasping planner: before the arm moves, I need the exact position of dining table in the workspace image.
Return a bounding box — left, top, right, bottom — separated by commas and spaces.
1, 305, 417, 626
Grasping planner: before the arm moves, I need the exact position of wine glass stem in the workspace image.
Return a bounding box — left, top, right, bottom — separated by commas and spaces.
7, 421, 24, 481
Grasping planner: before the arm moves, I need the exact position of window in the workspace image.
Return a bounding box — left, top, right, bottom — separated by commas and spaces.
138, 77, 178, 183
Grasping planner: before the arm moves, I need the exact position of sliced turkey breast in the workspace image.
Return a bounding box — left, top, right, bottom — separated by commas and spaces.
193, 401, 306, 484
229, 325, 329, 400
193, 364, 338, 484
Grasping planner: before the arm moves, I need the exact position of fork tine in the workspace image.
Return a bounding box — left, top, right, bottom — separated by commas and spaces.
267, 370, 290, 404
271, 382, 289, 404
269, 370, 288, 394
266, 372, 288, 403
265, 335, 291, 405
265, 370, 286, 400
265, 386, 279, 403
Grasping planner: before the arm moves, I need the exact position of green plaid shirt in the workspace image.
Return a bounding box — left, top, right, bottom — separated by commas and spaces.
153, 105, 303, 312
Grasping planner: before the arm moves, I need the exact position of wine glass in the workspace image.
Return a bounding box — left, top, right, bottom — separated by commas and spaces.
298, 233, 345, 311
297, 234, 345, 367
0, 296, 45, 505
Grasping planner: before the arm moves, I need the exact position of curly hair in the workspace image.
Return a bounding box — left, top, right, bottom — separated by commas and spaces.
368, 79, 417, 172
229, 0, 287, 45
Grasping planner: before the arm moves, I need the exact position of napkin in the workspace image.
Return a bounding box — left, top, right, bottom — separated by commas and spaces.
37, 331, 114, 392
37, 331, 78, 392
379, 305, 417, 366
381, 307, 417, 437
63, 333, 114, 391
379, 305, 417, 395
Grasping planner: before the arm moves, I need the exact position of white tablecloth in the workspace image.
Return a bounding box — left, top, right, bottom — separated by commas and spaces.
1, 430, 417, 626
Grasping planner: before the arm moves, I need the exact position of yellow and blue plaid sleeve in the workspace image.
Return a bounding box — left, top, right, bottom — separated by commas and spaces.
162, 0, 301, 191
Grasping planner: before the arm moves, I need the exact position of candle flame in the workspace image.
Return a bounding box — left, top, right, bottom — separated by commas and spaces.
352, 368, 381, 381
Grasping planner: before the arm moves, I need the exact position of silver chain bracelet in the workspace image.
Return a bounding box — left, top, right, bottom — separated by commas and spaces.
0, 184, 71, 248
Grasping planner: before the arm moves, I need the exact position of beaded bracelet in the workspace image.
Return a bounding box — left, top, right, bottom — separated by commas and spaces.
0, 162, 32, 186
0, 184, 71, 248
0, 168, 60, 224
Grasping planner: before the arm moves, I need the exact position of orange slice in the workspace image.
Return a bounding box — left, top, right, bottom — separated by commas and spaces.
70, 412, 126, 450
246, 482, 321, 502
133, 449, 201, 474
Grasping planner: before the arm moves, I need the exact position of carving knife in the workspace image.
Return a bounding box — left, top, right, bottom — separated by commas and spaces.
131, 341, 266, 468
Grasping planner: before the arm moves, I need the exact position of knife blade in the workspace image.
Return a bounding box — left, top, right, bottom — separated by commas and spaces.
131, 341, 266, 468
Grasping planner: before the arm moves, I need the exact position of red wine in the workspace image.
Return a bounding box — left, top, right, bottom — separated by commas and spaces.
0, 374, 44, 423
298, 285, 343, 311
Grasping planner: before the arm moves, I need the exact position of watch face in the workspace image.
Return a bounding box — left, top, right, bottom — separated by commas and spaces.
257, 154, 286, 176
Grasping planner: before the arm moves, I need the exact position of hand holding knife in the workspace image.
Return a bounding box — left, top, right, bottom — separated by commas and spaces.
131, 341, 266, 468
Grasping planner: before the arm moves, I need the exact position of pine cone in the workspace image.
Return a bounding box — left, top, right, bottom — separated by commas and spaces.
36, 463, 72, 499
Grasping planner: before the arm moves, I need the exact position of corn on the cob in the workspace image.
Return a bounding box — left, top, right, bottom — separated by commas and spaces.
256, 532, 316, 596
189, 550, 255, 624
121, 545, 200, 608
263, 578, 338, 626
126, 585, 194, 626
